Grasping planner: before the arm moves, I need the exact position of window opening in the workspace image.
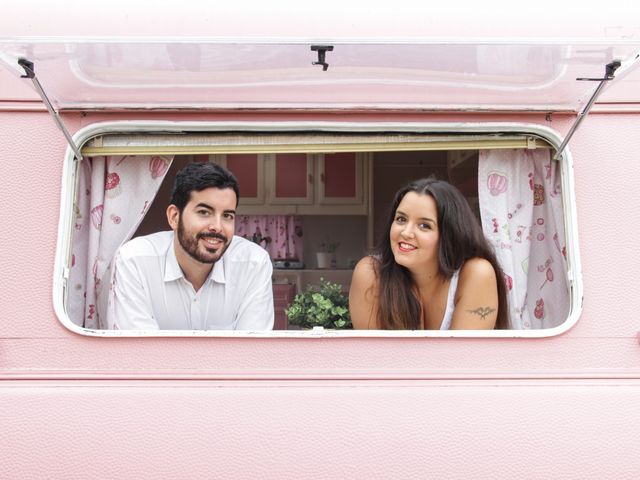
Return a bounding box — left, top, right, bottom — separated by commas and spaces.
59, 128, 577, 336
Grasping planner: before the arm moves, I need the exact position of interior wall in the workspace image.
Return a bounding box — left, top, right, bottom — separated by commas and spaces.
301, 215, 368, 269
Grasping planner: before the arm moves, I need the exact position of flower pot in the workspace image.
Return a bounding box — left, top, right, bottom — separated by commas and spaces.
316, 252, 333, 269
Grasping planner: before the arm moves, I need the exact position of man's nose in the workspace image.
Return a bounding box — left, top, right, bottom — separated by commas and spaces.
207, 215, 222, 231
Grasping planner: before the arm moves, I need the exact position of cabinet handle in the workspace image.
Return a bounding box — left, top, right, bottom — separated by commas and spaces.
320, 173, 325, 183
308, 174, 313, 183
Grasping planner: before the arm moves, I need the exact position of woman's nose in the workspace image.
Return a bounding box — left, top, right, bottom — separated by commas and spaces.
400, 224, 415, 238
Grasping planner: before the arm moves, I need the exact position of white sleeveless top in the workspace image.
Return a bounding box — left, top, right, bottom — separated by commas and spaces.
439, 269, 461, 330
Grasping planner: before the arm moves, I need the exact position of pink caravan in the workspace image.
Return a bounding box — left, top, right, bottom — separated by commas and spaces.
1, 0, 640, 478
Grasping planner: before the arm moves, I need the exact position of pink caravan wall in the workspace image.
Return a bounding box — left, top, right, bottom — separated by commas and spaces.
1, 0, 637, 39
2, 47, 640, 478
1, 3, 640, 477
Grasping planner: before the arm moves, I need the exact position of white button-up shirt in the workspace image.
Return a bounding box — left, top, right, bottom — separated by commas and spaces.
109, 231, 274, 330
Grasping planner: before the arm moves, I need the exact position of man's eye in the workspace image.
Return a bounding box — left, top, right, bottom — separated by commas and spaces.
198, 210, 210, 216
224, 213, 235, 220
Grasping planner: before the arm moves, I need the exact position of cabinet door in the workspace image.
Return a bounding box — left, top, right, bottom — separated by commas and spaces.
272, 283, 297, 330
317, 152, 363, 205
211, 154, 264, 205
268, 153, 314, 205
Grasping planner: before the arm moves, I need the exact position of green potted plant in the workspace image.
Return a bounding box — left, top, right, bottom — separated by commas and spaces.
316, 239, 339, 269
285, 279, 352, 329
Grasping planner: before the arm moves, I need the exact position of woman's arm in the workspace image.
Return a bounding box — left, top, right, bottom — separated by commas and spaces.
449, 257, 499, 330
349, 256, 380, 329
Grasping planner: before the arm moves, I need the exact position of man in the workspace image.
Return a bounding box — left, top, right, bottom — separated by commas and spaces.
109, 162, 274, 330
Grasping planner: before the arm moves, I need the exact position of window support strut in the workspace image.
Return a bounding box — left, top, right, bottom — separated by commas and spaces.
553, 60, 621, 161
17, 58, 84, 161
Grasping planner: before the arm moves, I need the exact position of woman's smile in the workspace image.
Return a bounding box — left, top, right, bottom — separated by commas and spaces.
398, 241, 417, 252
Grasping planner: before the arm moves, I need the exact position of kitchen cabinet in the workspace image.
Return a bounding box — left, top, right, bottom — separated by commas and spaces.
209, 152, 369, 215
267, 153, 314, 205
210, 153, 264, 204
272, 283, 297, 330
316, 152, 364, 205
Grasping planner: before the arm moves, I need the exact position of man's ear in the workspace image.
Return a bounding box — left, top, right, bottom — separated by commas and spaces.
166, 205, 180, 231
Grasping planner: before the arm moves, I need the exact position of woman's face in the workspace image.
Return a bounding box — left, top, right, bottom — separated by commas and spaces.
389, 191, 440, 271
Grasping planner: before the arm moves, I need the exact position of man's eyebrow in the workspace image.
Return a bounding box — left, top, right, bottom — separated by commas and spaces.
195, 204, 236, 215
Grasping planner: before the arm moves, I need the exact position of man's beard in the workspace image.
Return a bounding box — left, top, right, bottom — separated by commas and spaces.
177, 218, 230, 264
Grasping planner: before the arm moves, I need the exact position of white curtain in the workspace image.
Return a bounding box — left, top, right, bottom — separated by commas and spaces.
478, 149, 569, 329
68, 155, 173, 329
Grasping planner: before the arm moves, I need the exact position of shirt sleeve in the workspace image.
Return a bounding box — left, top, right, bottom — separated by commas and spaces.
234, 251, 274, 330
110, 249, 160, 330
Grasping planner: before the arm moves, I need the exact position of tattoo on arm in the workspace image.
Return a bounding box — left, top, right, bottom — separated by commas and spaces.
467, 306, 496, 320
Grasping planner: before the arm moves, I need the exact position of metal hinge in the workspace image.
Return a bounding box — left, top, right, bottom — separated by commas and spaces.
553, 60, 621, 161
17, 58, 84, 161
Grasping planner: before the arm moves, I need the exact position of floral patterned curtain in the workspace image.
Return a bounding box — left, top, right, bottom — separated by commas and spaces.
478, 149, 569, 329
235, 215, 303, 260
68, 155, 173, 329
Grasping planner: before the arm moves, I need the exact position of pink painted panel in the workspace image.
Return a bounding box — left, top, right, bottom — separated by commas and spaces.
275, 153, 308, 198
2, 381, 640, 478
2, 109, 640, 480
324, 152, 356, 198
226, 154, 258, 198
0, 3, 637, 41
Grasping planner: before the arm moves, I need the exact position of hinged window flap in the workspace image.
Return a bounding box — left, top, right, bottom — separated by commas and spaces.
2, 39, 640, 112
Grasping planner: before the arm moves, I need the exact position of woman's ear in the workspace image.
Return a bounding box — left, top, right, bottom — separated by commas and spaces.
166, 204, 180, 231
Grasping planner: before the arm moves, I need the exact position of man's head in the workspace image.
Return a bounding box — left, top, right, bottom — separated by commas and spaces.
167, 163, 240, 265
169, 162, 240, 212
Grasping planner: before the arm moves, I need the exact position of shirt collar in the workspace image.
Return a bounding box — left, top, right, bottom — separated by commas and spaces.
164, 239, 183, 282
164, 234, 226, 284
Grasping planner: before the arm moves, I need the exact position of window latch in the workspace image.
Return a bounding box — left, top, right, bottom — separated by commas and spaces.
311, 45, 334, 71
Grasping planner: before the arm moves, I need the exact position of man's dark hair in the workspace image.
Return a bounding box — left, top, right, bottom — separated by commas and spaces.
170, 162, 240, 212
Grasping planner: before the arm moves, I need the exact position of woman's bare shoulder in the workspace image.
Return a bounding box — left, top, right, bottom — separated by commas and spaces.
459, 257, 497, 284
456, 257, 498, 307
352, 256, 381, 287
451, 257, 499, 330
353, 255, 378, 275
350, 256, 380, 329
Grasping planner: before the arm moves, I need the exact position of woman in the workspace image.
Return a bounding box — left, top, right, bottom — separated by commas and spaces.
349, 178, 508, 330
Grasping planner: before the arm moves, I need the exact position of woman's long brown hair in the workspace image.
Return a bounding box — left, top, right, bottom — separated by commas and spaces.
373, 178, 509, 330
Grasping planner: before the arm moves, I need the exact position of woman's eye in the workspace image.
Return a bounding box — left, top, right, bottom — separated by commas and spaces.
419, 223, 431, 230
395, 216, 406, 223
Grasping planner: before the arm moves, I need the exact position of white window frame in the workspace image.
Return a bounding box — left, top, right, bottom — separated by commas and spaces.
53, 120, 583, 338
